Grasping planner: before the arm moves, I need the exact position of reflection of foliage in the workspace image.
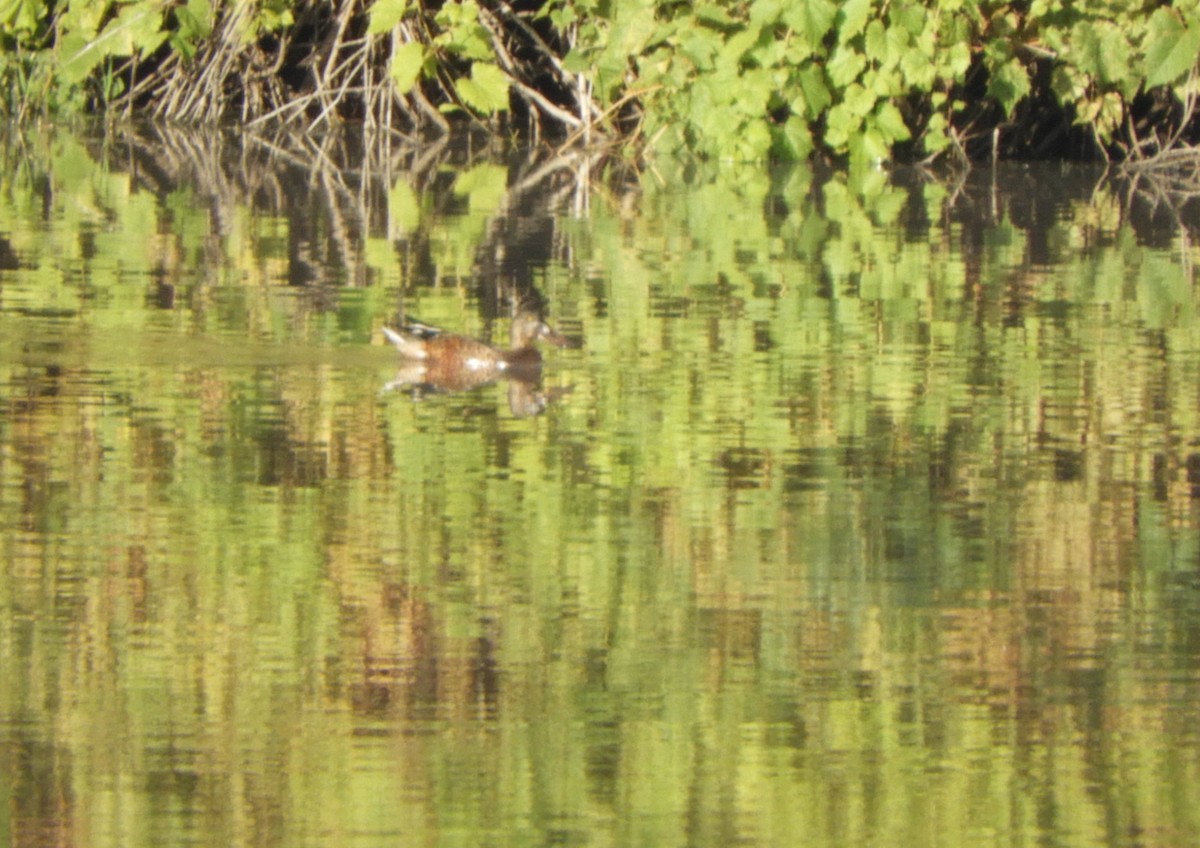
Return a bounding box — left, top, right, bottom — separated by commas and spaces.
2, 129, 1200, 845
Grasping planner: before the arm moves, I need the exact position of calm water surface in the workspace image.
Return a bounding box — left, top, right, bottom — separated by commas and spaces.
2, 127, 1200, 847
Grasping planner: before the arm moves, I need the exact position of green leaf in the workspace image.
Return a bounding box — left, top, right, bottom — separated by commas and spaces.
728, 67, 773, 118
1050, 64, 1086, 104
367, 0, 409, 35
827, 45, 866, 87
112, 2, 166, 54
388, 41, 424, 93
773, 114, 813, 160
873, 101, 911, 142
177, 0, 214, 42
824, 101, 862, 149
837, 0, 871, 43
60, 0, 165, 80
865, 19, 888, 61
680, 29, 719, 72
891, 4, 925, 38
1090, 90, 1123, 138
57, 31, 99, 86
748, 0, 785, 27
57, 4, 165, 85
694, 3, 737, 29
434, 0, 492, 61
987, 57, 1031, 117
388, 178, 422, 233
865, 67, 902, 98
608, 2, 660, 57
716, 27, 762, 76
922, 111, 952, 153
901, 46, 936, 90
944, 41, 972, 78
784, 0, 836, 50
455, 62, 510, 114
721, 116, 772, 161
794, 64, 831, 119
453, 163, 508, 212
0, 0, 44, 36
57, 0, 106, 38
1070, 20, 1130, 87
1070, 21, 1105, 79
851, 127, 890, 164
547, 6, 576, 28
561, 49, 592, 75
842, 82, 876, 118
1144, 8, 1200, 88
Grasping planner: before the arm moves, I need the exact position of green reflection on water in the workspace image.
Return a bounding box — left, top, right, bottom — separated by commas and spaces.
1, 130, 1200, 847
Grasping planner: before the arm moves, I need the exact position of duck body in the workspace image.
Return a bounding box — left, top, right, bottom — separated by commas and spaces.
381, 312, 568, 397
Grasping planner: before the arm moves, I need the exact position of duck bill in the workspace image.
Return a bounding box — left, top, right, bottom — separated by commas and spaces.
539, 324, 570, 348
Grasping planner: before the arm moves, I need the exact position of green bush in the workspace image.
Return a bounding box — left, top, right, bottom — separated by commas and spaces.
554, 0, 1200, 162
1, 0, 1199, 163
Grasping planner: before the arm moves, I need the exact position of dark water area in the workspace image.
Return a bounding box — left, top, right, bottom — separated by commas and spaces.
2, 126, 1200, 846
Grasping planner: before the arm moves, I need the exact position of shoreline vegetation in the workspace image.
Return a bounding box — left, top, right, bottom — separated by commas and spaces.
3, 0, 1200, 173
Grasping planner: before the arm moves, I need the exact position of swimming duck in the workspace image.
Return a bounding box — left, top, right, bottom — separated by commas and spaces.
381, 310, 569, 411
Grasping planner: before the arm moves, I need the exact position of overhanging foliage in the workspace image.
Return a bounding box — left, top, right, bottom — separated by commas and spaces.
2, 0, 1200, 163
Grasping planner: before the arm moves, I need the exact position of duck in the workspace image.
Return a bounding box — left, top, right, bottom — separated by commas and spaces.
381, 310, 570, 412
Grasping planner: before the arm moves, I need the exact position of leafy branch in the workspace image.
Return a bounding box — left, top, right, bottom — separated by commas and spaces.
3, 0, 1200, 165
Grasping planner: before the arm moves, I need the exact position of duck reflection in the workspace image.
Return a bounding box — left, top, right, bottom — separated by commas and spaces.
382, 309, 571, 417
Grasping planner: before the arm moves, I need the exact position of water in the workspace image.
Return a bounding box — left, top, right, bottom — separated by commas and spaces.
2, 127, 1200, 847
